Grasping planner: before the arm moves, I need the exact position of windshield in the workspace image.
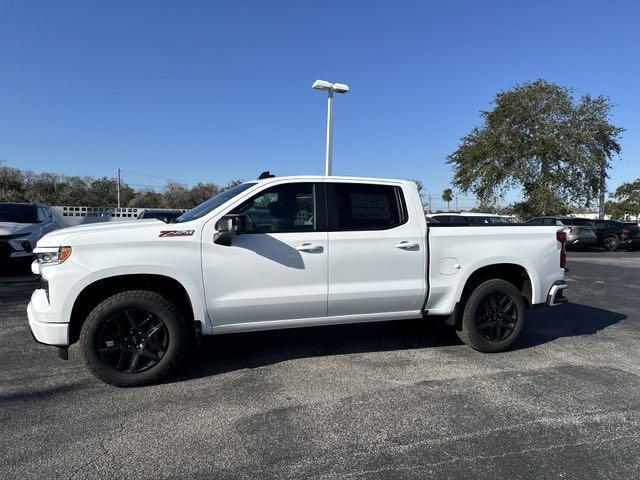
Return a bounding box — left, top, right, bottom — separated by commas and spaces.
0, 204, 38, 223
175, 182, 257, 223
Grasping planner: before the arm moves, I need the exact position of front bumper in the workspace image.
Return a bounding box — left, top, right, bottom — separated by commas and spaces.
27, 289, 69, 346
547, 280, 568, 307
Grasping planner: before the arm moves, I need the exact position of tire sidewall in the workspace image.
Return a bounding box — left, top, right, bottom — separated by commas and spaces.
604, 236, 618, 251
460, 279, 526, 353
80, 291, 185, 387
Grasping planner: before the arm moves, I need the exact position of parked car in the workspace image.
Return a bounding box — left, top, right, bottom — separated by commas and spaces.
137, 209, 185, 223
525, 217, 596, 250
591, 219, 635, 251
28, 175, 567, 386
428, 212, 516, 225
623, 221, 640, 251
0, 202, 59, 265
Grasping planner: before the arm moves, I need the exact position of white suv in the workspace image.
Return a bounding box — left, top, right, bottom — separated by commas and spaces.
0, 202, 59, 265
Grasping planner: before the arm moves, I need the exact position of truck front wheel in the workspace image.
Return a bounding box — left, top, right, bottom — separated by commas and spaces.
80, 290, 187, 387
456, 279, 525, 353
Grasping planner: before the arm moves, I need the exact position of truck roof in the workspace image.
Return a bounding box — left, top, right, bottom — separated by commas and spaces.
255, 175, 415, 186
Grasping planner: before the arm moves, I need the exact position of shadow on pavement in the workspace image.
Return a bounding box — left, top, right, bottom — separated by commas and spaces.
172, 302, 625, 383
519, 302, 626, 349
0, 264, 38, 304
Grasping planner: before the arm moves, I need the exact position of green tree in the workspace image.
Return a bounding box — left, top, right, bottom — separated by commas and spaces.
606, 178, 640, 220
441, 188, 453, 211
447, 79, 623, 217
128, 189, 167, 208
163, 182, 192, 209
0, 164, 25, 201
189, 182, 220, 206
55, 176, 90, 206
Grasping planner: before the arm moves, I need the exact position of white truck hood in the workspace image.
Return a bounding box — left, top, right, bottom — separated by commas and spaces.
0, 222, 38, 237
36, 219, 162, 247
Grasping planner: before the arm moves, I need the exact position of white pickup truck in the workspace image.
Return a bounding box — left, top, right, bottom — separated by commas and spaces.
28, 174, 568, 386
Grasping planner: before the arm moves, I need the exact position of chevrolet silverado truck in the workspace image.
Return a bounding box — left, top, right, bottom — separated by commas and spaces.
28, 174, 568, 387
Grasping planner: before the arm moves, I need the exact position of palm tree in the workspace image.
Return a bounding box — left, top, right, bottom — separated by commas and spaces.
442, 188, 453, 212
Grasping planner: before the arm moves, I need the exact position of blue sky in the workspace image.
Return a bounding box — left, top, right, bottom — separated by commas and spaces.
1, 0, 638, 210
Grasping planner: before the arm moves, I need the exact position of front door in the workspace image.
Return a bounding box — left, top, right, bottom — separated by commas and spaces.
202, 182, 327, 327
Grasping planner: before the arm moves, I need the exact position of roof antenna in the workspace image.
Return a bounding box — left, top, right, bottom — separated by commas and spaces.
257, 171, 275, 180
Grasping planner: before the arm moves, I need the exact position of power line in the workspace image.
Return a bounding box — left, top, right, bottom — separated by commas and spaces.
127, 183, 165, 190
121, 169, 191, 185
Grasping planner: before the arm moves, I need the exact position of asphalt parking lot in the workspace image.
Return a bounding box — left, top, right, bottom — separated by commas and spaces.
1, 251, 640, 479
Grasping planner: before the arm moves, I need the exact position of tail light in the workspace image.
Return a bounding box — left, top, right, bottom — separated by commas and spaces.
557, 231, 567, 269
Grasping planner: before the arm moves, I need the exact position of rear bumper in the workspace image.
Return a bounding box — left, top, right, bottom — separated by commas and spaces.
27, 289, 69, 346
547, 280, 568, 307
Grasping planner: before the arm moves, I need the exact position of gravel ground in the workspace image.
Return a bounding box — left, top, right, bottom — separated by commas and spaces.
1, 251, 639, 479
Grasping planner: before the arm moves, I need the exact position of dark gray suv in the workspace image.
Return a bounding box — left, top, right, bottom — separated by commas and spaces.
526, 217, 597, 250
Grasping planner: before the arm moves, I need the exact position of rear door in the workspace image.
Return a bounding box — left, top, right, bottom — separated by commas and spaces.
326, 182, 426, 317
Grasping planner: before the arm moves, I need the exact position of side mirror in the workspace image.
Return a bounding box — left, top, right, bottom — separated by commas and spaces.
214, 215, 246, 246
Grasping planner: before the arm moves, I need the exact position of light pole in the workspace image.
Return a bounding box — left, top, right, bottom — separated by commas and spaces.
312, 80, 349, 176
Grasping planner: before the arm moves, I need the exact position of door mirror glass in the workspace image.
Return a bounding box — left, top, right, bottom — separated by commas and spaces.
214, 215, 247, 245
216, 214, 247, 234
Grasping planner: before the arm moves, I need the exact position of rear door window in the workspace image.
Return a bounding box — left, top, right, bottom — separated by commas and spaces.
326, 183, 406, 231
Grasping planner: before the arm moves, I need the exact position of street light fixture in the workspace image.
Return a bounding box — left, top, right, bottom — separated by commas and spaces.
312, 79, 349, 175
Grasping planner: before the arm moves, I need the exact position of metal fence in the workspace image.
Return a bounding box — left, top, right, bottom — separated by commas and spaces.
51, 206, 185, 228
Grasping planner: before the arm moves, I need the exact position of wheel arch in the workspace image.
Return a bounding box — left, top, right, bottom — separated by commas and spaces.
459, 263, 534, 307
69, 273, 199, 345
446, 262, 535, 328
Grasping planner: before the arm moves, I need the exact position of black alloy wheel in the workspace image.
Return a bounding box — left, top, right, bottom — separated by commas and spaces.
456, 278, 526, 352
80, 290, 187, 387
97, 308, 169, 373
474, 293, 518, 342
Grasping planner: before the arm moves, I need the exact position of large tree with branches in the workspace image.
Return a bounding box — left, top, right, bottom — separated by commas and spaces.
447, 79, 623, 217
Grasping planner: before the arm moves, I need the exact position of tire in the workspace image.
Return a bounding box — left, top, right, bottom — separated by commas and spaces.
456, 279, 526, 353
80, 290, 187, 387
603, 236, 619, 252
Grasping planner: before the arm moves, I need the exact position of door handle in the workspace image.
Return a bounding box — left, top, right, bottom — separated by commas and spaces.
296, 243, 323, 253
395, 241, 420, 250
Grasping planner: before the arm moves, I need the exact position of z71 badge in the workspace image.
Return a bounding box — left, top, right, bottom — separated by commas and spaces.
159, 230, 195, 237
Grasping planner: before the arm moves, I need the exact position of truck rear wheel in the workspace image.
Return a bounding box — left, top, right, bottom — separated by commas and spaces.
80, 290, 186, 387
456, 279, 525, 353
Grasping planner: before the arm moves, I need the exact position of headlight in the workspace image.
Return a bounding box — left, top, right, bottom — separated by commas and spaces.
36, 246, 72, 265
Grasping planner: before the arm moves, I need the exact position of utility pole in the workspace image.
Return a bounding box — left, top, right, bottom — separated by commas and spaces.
455, 191, 458, 212
428, 194, 432, 214
117, 168, 121, 209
